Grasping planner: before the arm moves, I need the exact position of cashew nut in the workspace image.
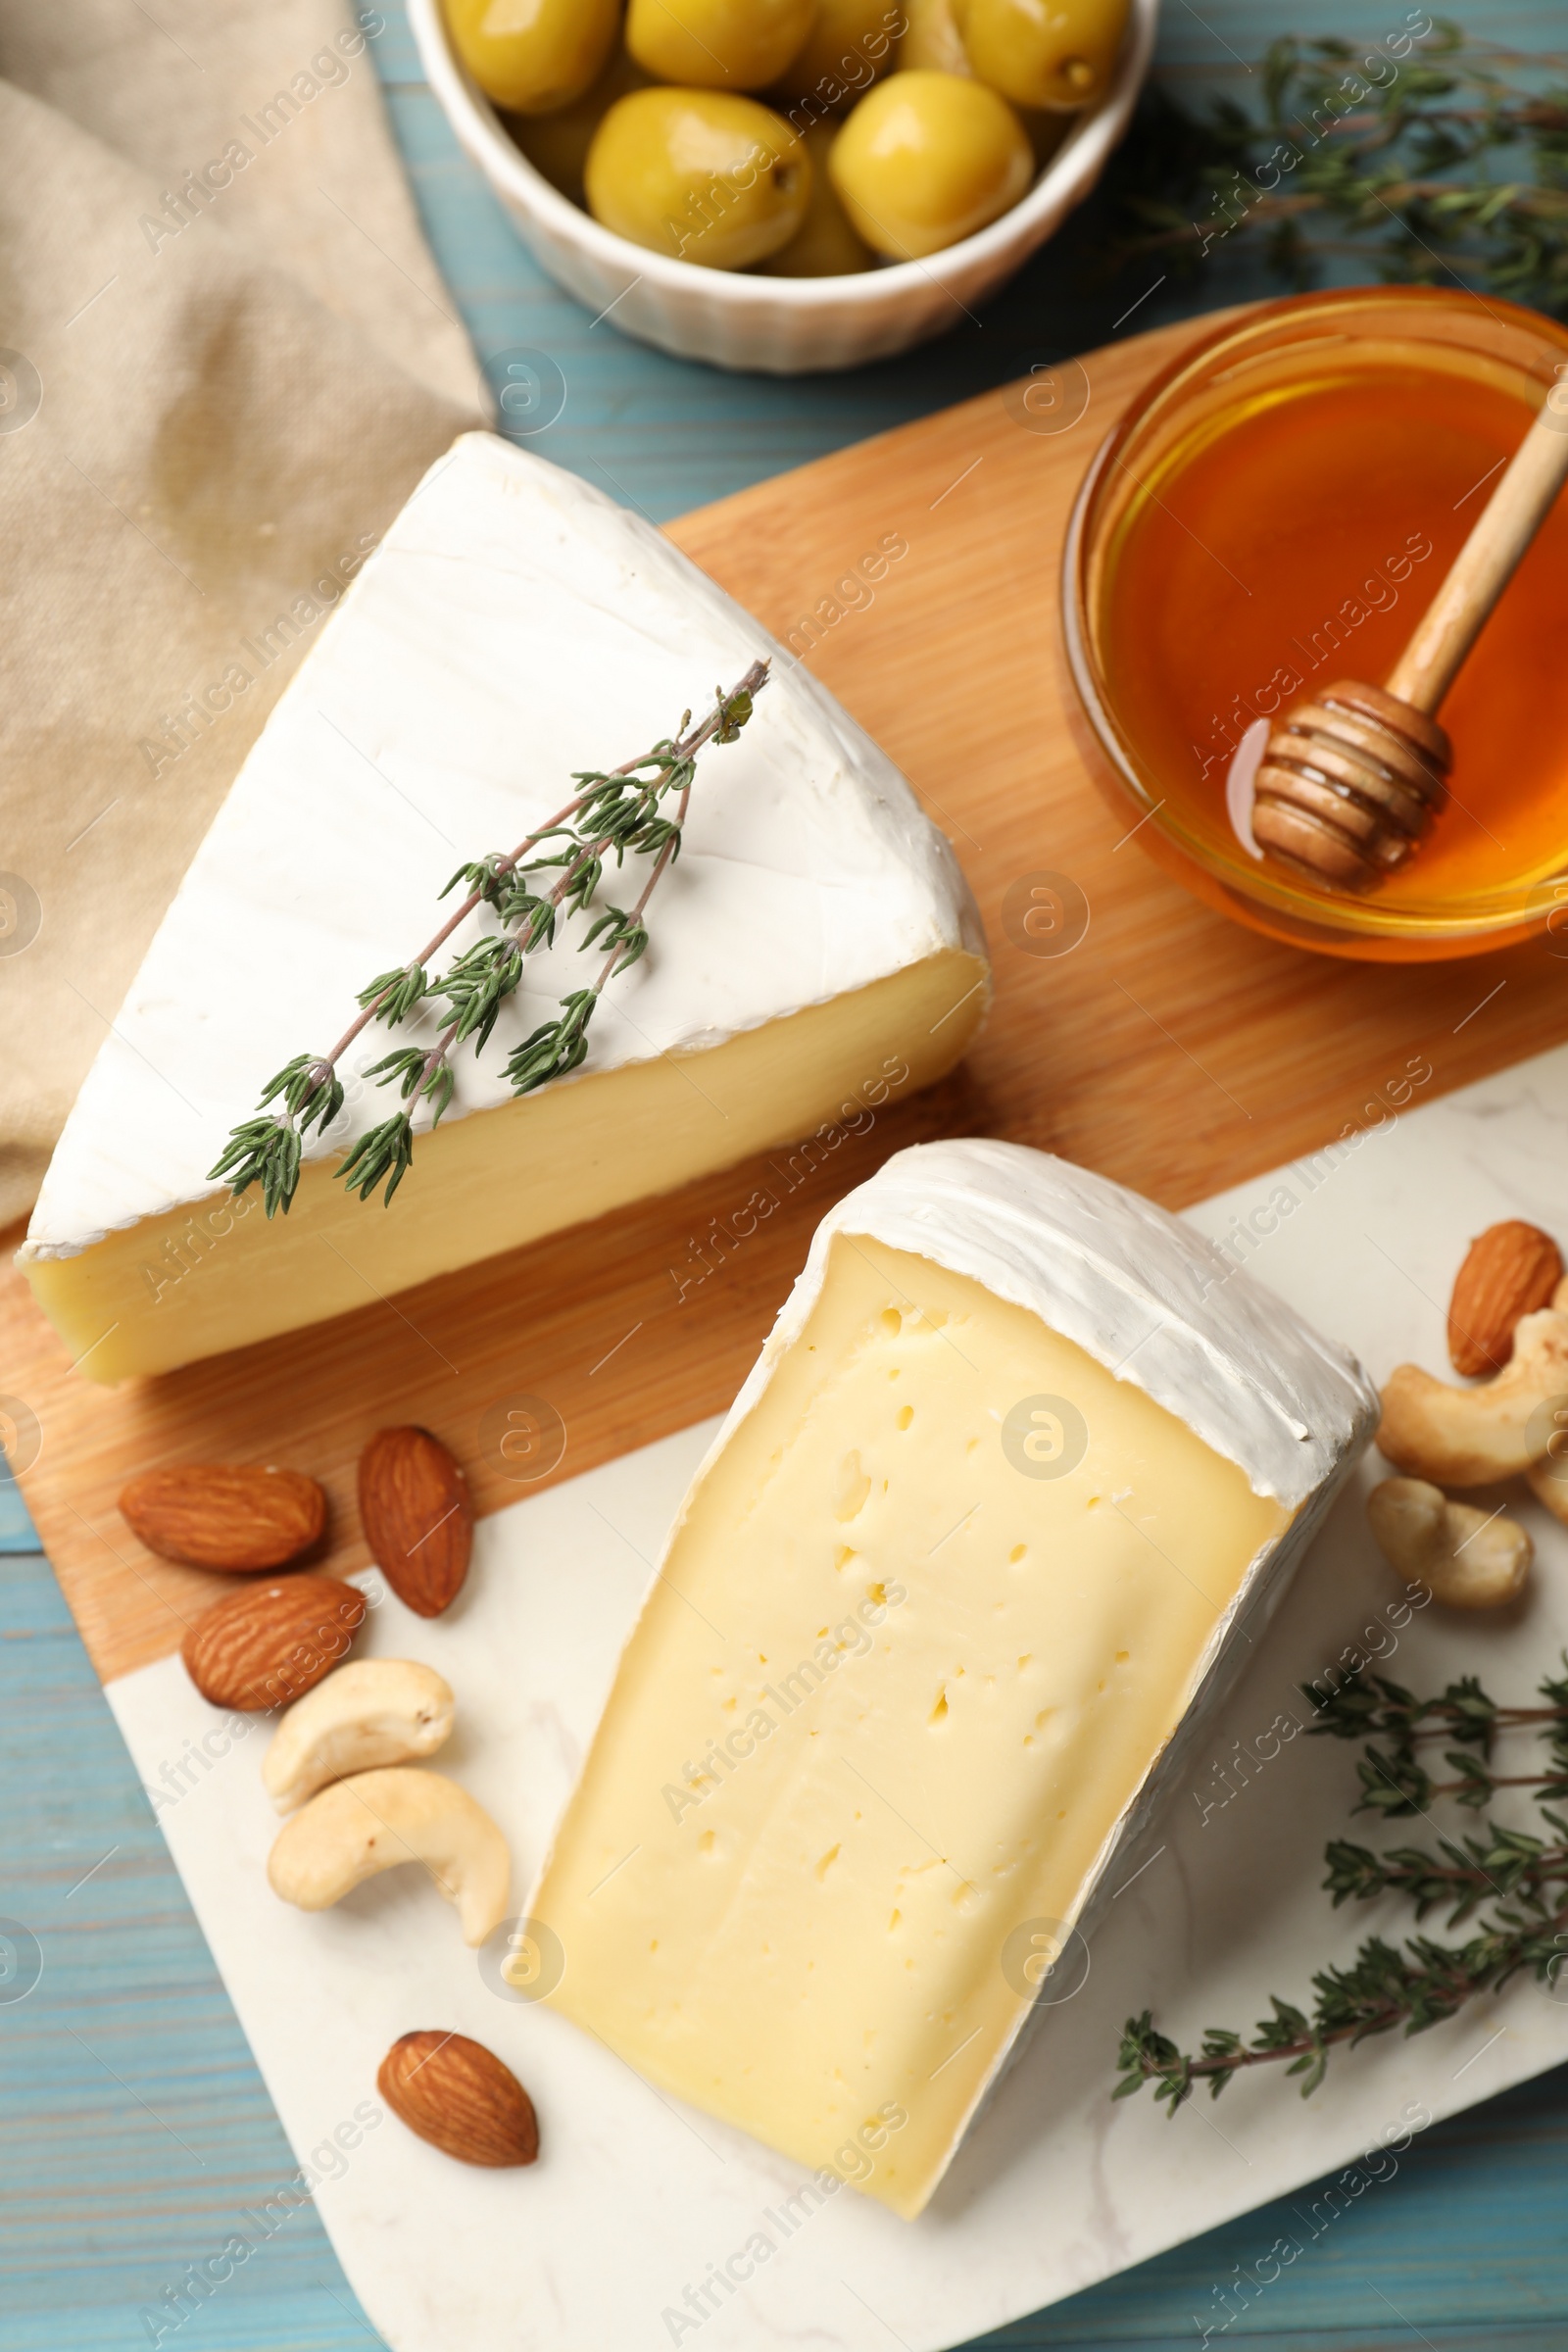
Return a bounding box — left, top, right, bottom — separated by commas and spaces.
1367, 1477, 1532, 1609
268, 1767, 509, 1945
263, 1660, 455, 1813
1527, 1456, 1568, 1527
1376, 1308, 1568, 1486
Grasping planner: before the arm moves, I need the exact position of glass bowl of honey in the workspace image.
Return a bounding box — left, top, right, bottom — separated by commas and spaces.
1063, 286, 1568, 960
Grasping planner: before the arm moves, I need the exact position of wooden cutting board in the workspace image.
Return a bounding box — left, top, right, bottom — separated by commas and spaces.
8, 306, 1568, 1688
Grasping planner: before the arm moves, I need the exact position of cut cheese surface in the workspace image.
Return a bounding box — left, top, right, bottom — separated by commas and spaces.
23, 959, 974, 1384
530, 1141, 1378, 2216
20, 432, 986, 1381
537, 1234, 1282, 2212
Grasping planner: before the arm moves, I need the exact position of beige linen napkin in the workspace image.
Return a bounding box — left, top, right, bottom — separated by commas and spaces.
0, 1, 482, 1227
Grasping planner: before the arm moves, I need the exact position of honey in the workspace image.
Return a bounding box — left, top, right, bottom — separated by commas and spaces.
1067, 291, 1568, 955
1102, 364, 1568, 908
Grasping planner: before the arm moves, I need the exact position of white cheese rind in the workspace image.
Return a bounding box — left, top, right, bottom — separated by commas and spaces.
722, 1138, 1377, 1510
23, 432, 983, 1262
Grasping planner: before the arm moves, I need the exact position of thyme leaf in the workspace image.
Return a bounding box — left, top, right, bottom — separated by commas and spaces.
1116, 1660, 1568, 2108
1096, 21, 1568, 316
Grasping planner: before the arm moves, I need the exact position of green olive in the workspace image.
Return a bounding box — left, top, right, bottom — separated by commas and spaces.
445, 0, 620, 115
897, 0, 971, 75
625, 0, 814, 91
509, 48, 650, 208
586, 88, 811, 269
772, 0, 899, 103
951, 0, 1129, 113
759, 122, 873, 273
898, 1, 1070, 163
829, 70, 1030, 259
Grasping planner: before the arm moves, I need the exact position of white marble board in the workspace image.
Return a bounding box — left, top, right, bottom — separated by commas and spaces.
107, 1042, 1568, 2351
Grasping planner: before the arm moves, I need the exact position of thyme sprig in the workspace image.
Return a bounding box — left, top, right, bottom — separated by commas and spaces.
1311, 1664, 1568, 1814
1115, 1662, 1568, 2111
1099, 22, 1568, 316
210, 662, 768, 1211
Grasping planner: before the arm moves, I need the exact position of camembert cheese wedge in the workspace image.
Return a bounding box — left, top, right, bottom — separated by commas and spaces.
530, 1140, 1377, 2217
20, 434, 987, 1381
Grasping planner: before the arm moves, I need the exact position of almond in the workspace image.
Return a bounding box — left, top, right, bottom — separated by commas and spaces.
181, 1575, 366, 1711
377, 2031, 538, 2168
358, 1428, 472, 1618
1447, 1221, 1563, 1375
122, 1464, 326, 1571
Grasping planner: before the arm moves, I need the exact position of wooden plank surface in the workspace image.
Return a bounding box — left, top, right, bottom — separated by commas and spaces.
8, 311, 1568, 1690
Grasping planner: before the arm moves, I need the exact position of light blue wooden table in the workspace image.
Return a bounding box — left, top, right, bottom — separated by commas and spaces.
6, 6, 1568, 2345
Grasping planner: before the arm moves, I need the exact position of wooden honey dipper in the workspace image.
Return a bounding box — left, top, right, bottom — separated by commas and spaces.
1251, 378, 1568, 888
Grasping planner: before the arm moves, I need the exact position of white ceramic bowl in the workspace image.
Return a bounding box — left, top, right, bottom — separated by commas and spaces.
408, 0, 1159, 374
